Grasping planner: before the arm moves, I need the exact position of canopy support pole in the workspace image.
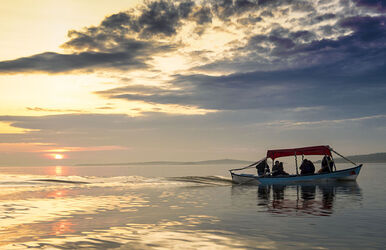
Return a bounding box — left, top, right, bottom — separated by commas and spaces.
295, 153, 299, 175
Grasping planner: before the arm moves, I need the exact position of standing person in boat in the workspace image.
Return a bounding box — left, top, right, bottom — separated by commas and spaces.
318, 155, 334, 173
300, 159, 315, 175
256, 159, 270, 176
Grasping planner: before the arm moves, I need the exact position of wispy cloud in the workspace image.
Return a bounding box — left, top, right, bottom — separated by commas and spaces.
0, 41, 174, 73
261, 114, 386, 129
26, 107, 85, 113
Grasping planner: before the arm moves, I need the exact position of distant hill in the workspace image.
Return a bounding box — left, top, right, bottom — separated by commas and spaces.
76, 159, 253, 166
318, 152, 386, 163
76, 153, 386, 166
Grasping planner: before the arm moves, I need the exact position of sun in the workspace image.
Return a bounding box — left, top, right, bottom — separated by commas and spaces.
54, 154, 64, 160
45, 153, 67, 160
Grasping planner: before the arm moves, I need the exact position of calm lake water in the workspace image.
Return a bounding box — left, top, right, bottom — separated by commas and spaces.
0, 163, 385, 249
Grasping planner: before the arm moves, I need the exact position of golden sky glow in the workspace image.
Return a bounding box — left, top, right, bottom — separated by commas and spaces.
0, 0, 141, 59
0, 122, 33, 134
0, 0, 385, 164
0, 0, 261, 124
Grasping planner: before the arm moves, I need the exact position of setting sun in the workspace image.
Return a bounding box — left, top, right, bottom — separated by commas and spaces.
45, 153, 67, 160
54, 154, 64, 160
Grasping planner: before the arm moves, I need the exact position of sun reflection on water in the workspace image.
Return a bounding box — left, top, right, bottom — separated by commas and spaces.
55, 166, 64, 176
51, 220, 75, 235
46, 189, 69, 198
44, 166, 68, 176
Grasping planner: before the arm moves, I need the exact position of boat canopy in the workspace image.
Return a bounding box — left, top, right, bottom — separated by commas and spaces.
267, 145, 331, 160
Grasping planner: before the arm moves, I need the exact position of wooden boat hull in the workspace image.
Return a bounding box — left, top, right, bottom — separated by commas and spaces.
231, 165, 362, 185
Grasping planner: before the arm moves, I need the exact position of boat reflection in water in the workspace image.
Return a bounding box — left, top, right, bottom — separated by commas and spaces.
233, 182, 362, 217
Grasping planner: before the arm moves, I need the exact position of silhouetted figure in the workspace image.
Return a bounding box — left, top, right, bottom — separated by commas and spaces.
256, 160, 270, 176
319, 155, 334, 173
300, 159, 315, 175
272, 161, 280, 176
272, 162, 289, 176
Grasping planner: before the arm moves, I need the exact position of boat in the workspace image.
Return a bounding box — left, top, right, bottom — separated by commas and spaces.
229, 145, 362, 185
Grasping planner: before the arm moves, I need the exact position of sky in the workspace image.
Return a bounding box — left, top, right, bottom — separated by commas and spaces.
0, 0, 385, 165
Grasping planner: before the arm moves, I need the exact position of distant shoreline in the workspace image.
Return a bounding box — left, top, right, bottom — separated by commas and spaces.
75, 159, 253, 166
322, 152, 386, 164
75, 152, 386, 166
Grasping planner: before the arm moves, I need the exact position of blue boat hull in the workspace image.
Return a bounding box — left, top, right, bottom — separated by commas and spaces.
231, 165, 362, 185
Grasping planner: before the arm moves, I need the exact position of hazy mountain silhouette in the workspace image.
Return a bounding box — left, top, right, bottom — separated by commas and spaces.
76, 159, 253, 166
77, 153, 386, 166
330, 152, 386, 163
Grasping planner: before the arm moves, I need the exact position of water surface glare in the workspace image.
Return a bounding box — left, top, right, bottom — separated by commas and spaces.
0, 164, 385, 249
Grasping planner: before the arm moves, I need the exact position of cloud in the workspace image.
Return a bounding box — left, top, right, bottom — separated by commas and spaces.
61, 0, 213, 53
0, 0, 382, 75
62, 1, 197, 52
96, 13, 386, 112
98, 60, 386, 111
191, 5, 213, 25
0, 39, 174, 73
352, 0, 386, 12
1, 110, 385, 164
0, 1, 202, 74
194, 13, 386, 74
136, 0, 191, 37
0, 0, 385, 116
26, 107, 85, 113
0, 0, 213, 74
262, 114, 386, 129
209, 0, 259, 20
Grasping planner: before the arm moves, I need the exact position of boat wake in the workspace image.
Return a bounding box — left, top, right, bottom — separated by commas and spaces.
166, 176, 233, 186
0, 174, 232, 188
30, 179, 90, 184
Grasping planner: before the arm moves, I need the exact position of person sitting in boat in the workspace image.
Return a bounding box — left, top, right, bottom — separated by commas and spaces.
272, 161, 289, 176
300, 159, 315, 175
278, 162, 289, 175
272, 161, 280, 176
256, 159, 270, 176
318, 155, 334, 173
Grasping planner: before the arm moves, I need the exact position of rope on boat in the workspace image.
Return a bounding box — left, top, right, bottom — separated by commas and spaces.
331, 149, 357, 166
229, 157, 267, 173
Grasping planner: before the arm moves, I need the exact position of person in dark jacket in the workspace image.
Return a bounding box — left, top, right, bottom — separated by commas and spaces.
318, 155, 334, 173
272, 161, 289, 176
272, 161, 280, 176
278, 162, 289, 176
256, 160, 270, 176
300, 159, 315, 175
